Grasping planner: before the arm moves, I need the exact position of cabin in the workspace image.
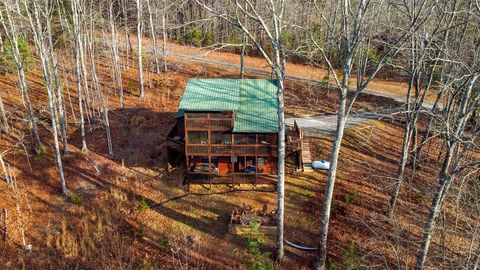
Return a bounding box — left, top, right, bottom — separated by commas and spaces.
167, 78, 282, 185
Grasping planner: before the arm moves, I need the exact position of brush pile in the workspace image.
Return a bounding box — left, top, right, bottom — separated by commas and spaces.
230, 203, 276, 226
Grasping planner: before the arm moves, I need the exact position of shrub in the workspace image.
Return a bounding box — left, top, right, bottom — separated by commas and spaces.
70, 194, 82, 204
203, 29, 214, 46
343, 242, 367, 270
321, 74, 330, 86
243, 219, 273, 270
343, 190, 358, 206
0, 37, 34, 74
139, 197, 150, 212
190, 27, 202, 47
127, 80, 137, 95
35, 144, 48, 160
327, 258, 340, 270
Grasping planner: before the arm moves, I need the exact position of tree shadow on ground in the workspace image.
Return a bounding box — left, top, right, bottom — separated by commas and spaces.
70, 107, 177, 169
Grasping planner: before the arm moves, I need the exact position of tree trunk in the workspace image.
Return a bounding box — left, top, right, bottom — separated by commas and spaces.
162, 1, 168, 72
109, 3, 124, 108
0, 30, 3, 54
136, 0, 145, 99
104, 105, 113, 156
27, 0, 67, 194
239, 0, 247, 79
471, 247, 480, 270
72, 0, 88, 152
0, 4, 41, 147
415, 74, 479, 269
389, 62, 416, 216
45, 5, 68, 154
415, 148, 454, 270
122, 0, 132, 69
314, 88, 348, 270
412, 90, 443, 164
275, 77, 285, 261
146, 0, 160, 73
0, 97, 9, 133
389, 123, 412, 216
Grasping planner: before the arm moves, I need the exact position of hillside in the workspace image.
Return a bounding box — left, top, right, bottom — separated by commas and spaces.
0, 46, 478, 269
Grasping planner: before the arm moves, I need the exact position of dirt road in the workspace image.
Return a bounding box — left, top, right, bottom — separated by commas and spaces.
168, 52, 436, 110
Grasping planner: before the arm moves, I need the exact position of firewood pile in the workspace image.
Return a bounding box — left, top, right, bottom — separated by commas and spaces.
230, 203, 277, 226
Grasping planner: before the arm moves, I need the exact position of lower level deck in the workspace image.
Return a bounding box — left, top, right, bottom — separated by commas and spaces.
186, 172, 277, 185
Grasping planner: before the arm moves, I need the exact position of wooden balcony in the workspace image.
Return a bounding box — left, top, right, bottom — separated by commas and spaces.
186, 144, 278, 157
185, 119, 232, 130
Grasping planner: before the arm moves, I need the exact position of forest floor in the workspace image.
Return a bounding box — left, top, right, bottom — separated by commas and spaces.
0, 45, 476, 270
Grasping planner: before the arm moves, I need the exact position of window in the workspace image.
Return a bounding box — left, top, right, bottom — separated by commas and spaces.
211, 132, 232, 144
188, 131, 208, 144
257, 156, 274, 174
234, 134, 256, 145
258, 157, 265, 166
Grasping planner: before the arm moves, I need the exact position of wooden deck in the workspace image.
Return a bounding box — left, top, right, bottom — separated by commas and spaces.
186, 173, 277, 185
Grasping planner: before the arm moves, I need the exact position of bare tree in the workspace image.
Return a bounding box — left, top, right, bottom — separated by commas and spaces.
415, 72, 480, 269
108, 1, 124, 108
0, 1, 41, 148
24, 0, 67, 194
135, 0, 145, 99
239, 0, 247, 79
197, 0, 287, 260
146, 0, 160, 74
388, 1, 457, 216
161, 0, 168, 72
309, 1, 439, 268
71, 0, 88, 152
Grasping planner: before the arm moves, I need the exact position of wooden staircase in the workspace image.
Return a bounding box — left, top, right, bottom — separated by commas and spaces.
287, 120, 313, 172
301, 141, 313, 172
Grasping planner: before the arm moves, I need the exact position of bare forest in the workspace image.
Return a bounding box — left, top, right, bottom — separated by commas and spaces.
0, 0, 479, 269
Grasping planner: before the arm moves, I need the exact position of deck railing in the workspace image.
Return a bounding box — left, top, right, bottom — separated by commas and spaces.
187, 144, 278, 156
185, 119, 232, 129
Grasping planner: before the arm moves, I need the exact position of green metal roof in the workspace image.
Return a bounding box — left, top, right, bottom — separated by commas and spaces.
178, 79, 279, 133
